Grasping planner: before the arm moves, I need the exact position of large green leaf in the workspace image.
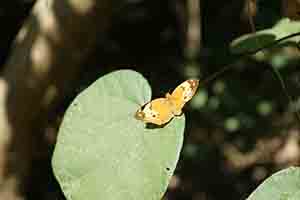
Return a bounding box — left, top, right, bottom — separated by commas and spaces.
247, 167, 300, 200
52, 69, 185, 200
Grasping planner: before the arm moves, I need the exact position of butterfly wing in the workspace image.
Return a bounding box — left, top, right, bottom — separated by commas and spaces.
167, 79, 199, 115
135, 79, 199, 125
135, 98, 174, 125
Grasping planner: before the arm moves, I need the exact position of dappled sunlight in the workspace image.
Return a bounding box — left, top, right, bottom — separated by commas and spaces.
223, 136, 282, 171
68, 0, 96, 16
31, 35, 53, 79
274, 129, 300, 166
41, 84, 59, 108
34, 0, 62, 44
15, 25, 30, 45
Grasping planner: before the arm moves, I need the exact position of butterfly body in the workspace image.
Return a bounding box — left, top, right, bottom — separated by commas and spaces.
135, 79, 199, 125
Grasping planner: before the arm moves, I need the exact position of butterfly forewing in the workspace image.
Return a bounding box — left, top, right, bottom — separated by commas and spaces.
168, 79, 199, 115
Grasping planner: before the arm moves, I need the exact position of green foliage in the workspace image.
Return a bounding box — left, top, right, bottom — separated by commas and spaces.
229, 17, 300, 122
52, 70, 185, 200
247, 167, 300, 200
230, 18, 300, 62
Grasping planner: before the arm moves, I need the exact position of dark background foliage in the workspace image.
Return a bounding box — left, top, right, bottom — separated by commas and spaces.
1, 0, 300, 199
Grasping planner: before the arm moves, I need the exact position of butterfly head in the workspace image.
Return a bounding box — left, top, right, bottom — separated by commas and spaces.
135, 108, 145, 120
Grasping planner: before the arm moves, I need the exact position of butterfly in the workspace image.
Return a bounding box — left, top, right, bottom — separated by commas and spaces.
135, 79, 199, 125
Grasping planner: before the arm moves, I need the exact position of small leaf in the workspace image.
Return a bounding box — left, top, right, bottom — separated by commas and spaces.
52, 69, 185, 200
247, 167, 300, 200
230, 18, 300, 55
230, 33, 276, 55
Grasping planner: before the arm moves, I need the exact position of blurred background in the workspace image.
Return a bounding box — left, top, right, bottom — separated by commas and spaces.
1, 0, 300, 199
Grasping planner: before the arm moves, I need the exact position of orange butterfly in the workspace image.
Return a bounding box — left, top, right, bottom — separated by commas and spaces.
135, 79, 199, 125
